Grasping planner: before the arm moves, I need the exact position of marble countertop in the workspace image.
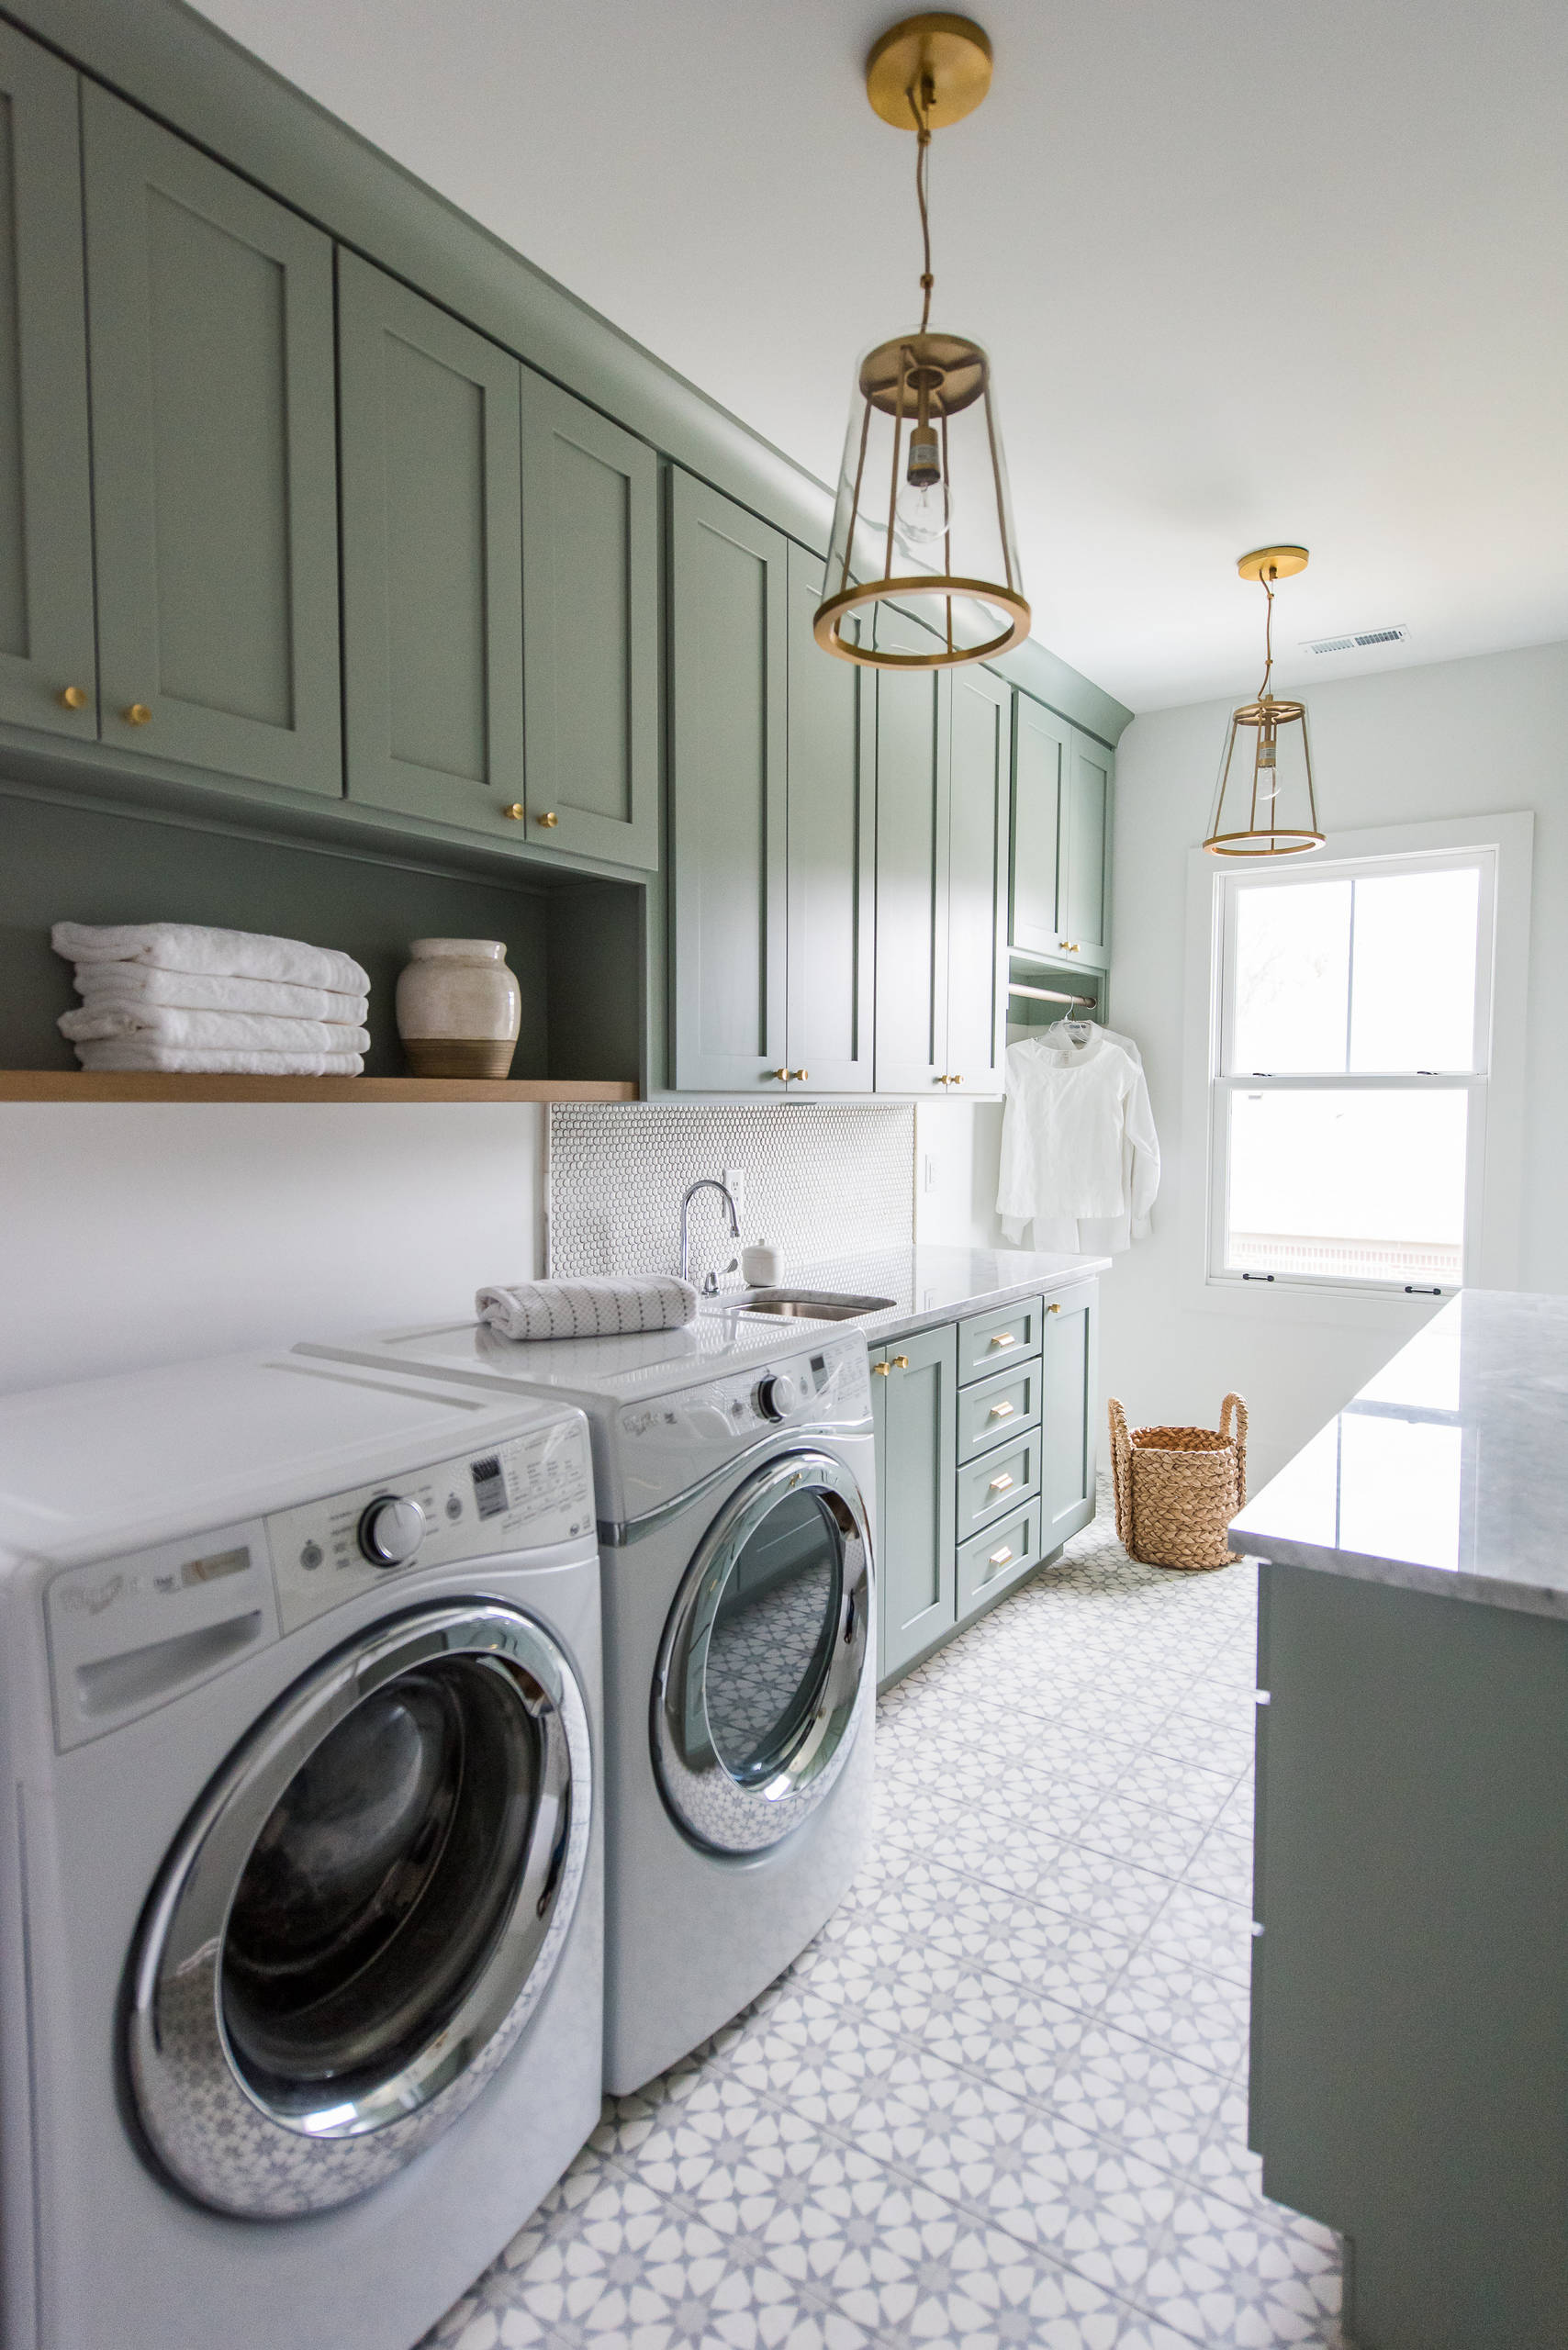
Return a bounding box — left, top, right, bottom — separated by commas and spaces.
702, 1242, 1110, 1347
1231, 1290, 1568, 1620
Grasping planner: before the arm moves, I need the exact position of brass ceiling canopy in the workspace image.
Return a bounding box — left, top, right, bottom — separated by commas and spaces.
814, 14, 1029, 669
1204, 547, 1326, 857
864, 13, 993, 129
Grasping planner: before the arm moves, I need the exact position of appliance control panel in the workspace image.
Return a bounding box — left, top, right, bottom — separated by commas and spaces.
613, 1337, 870, 1516
268, 1416, 593, 1634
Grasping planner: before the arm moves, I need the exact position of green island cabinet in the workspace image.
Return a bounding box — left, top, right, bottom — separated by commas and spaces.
339, 252, 659, 867
1010, 688, 1114, 968
871, 603, 1012, 1095
668, 470, 875, 1093
873, 1281, 1099, 1684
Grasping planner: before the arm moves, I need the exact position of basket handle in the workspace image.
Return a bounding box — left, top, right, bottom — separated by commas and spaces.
1220, 1392, 1249, 1507
1107, 1397, 1133, 1550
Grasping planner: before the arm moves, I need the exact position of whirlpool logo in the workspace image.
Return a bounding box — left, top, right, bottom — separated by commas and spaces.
61, 1572, 126, 1617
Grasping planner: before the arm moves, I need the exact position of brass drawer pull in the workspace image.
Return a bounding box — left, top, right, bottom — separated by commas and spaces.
122, 701, 151, 726
58, 685, 88, 711
987, 1400, 1015, 1420
989, 1331, 1018, 1350
502, 803, 525, 820
988, 1472, 1015, 1494
988, 1545, 1014, 1568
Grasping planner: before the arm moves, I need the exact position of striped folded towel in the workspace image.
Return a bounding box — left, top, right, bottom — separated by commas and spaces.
51, 921, 368, 997
476, 1276, 699, 1342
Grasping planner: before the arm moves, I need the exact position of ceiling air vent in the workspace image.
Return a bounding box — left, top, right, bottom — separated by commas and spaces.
1303, 625, 1410, 655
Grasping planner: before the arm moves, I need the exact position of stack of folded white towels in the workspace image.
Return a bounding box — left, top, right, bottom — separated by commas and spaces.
52, 922, 372, 1076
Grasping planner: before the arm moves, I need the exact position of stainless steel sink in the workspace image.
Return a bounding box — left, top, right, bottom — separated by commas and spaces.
734, 1290, 895, 1321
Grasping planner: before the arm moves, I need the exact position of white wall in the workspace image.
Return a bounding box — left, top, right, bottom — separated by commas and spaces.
0, 1104, 543, 1393
926, 639, 1568, 1484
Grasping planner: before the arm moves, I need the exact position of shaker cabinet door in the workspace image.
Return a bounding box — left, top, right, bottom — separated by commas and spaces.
1059, 730, 1112, 963
944, 660, 1011, 1095
520, 371, 659, 868
1040, 1288, 1098, 1550
783, 543, 875, 1091
872, 603, 950, 1092
339, 252, 524, 832
0, 27, 95, 742
876, 1323, 958, 1685
83, 84, 340, 795
1010, 691, 1070, 956
668, 469, 789, 1091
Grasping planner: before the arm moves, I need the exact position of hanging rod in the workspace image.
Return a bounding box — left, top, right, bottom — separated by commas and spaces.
1008, 981, 1095, 1007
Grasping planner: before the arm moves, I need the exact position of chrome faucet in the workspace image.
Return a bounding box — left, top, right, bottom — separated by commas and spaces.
679, 1178, 740, 1292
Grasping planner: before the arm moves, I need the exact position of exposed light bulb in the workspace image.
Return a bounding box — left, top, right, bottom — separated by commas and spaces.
895, 423, 950, 550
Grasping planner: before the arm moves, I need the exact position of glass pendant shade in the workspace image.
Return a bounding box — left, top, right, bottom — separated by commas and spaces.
1204, 692, 1324, 856
815, 327, 1029, 668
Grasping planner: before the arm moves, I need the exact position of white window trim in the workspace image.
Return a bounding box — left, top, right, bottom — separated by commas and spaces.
1180, 811, 1533, 1328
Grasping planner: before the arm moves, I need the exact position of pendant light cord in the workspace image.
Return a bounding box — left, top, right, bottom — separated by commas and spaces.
1257, 569, 1276, 700
909, 79, 935, 332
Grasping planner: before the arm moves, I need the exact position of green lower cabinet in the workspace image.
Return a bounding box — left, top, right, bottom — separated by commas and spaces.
872, 1324, 957, 1685
957, 1359, 1041, 1460
1040, 1288, 1099, 1549
958, 1431, 1039, 1544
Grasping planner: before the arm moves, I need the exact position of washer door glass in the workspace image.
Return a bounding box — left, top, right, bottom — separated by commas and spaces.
128, 1602, 592, 2220
654, 1451, 872, 1855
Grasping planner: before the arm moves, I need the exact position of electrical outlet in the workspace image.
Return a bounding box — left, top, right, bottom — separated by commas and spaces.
724, 1167, 746, 1222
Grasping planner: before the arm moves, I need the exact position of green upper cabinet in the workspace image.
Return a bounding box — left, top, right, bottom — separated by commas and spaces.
783, 543, 875, 1091
1010, 691, 1069, 956
1059, 728, 1112, 963
82, 84, 341, 796
945, 661, 1011, 1094
0, 28, 95, 742
520, 371, 659, 868
668, 470, 789, 1091
871, 605, 949, 1093
339, 252, 525, 831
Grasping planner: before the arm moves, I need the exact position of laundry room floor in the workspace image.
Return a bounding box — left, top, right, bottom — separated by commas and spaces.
425, 1495, 1345, 2350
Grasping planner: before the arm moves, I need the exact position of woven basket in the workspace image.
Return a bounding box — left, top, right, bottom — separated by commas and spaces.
1107, 1394, 1249, 1571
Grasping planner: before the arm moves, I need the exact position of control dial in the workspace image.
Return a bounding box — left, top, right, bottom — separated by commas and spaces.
357, 1493, 426, 1569
754, 1371, 803, 1423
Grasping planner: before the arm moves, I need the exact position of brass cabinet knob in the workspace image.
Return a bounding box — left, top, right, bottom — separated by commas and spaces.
58, 685, 88, 711
1061, 941, 1080, 953
788, 1068, 809, 1082
950, 1072, 963, 1085
1047, 1302, 1060, 1314
536, 811, 558, 827
122, 702, 151, 725
770, 1068, 790, 1081
892, 1354, 910, 1371
872, 1360, 892, 1376
501, 803, 526, 820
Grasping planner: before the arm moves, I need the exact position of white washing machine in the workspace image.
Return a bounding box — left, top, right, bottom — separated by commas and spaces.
298, 1315, 876, 2092
0, 1348, 604, 2350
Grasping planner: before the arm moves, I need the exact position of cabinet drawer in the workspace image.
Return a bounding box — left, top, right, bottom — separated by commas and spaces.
957, 1433, 1039, 1540
957, 1360, 1041, 1464
957, 1499, 1041, 1617
958, 1295, 1043, 1385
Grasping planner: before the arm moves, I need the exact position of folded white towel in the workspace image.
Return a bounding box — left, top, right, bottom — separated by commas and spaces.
52, 922, 369, 996
73, 964, 369, 1024
73, 1043, 364, 1076
476, 1276, 699, 1342
60, 1005, 372, 1053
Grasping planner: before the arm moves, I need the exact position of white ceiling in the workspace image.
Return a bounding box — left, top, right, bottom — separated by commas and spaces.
188, 0, 1568, 712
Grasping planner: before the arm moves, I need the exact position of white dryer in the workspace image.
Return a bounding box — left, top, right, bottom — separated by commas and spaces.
0, 1349, 603, 2350
298, 1315, 876, 2092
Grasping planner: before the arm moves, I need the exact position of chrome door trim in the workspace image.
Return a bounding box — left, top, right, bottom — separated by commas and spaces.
652, 1449, 872, 1856
599, 1416, 873, 1546
128, 1600, 592, 2219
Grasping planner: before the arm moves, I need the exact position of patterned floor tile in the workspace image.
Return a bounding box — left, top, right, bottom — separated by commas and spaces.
427, 1494, 1344, 2350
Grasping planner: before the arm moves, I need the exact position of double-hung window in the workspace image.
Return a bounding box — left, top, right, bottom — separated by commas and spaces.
1209, 848, 1496, 1293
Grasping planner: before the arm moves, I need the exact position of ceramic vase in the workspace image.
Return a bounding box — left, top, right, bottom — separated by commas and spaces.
396, 939, 521, 1079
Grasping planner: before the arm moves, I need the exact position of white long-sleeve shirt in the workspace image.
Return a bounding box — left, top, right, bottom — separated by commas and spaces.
997, 1025, 1160, 1254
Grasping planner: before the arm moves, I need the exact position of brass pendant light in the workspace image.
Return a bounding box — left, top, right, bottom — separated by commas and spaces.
815, 13, 1029, 670
1204, 547, 1325, 856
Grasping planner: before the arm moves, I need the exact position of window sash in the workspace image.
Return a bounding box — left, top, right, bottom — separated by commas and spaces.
1210, 847, 1495, 1295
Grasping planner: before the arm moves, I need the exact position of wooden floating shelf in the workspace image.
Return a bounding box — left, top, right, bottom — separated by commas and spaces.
0, 1072, 638, 1104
